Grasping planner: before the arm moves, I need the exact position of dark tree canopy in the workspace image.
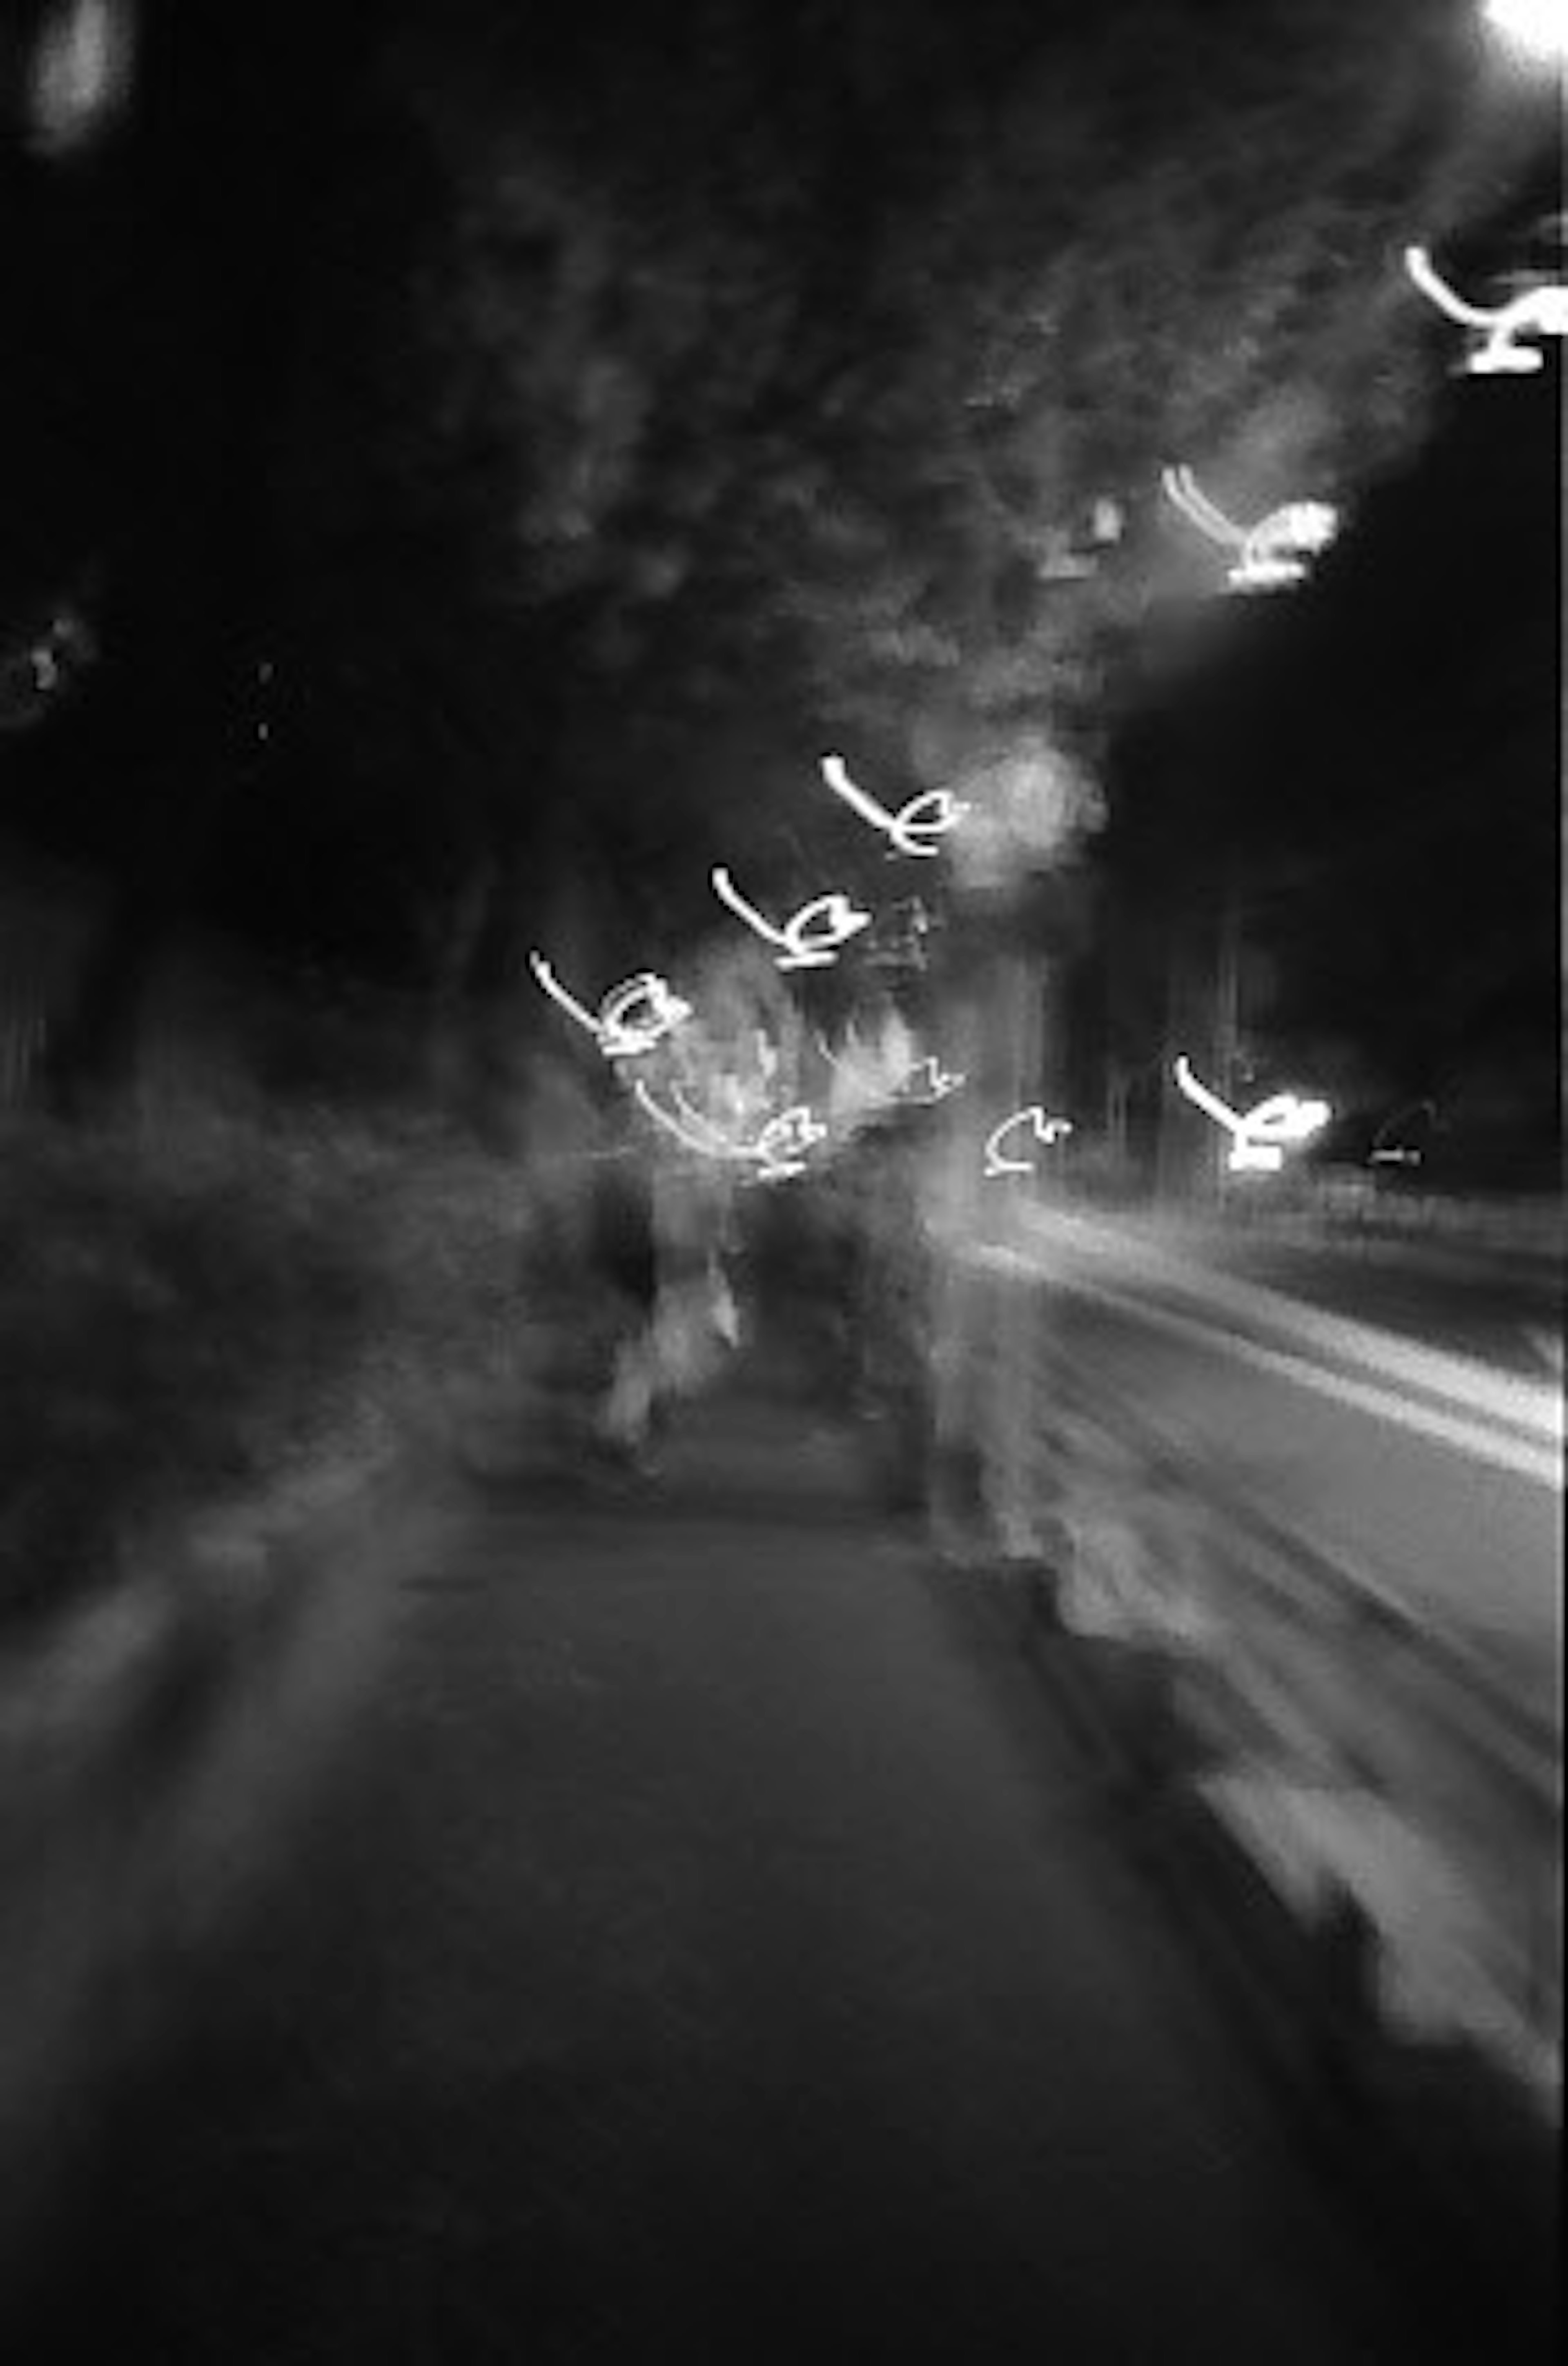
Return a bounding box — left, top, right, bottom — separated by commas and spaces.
1, 0, 1557, 1135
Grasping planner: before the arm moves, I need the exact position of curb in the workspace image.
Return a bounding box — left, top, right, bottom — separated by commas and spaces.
0, 1440, 429, 2278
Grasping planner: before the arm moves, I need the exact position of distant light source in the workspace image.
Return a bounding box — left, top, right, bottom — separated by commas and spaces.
710, 864, 872, 971
633, 1081, 824, 1182
1173, 1056, 1331, 1174
528, 952, 692, 1059
1405, 244, 1568, 375
1484, 0, 1568, 65
1162, 465, 1338, 593
26, 0, 135, 159
820, 753, 970, 859
983, 1105, 1073, 1179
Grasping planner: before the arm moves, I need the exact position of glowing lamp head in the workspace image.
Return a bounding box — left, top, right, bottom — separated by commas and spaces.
1484, 0, 1568, 64
1231, 502, 1339, 592
598, 973, 692, 1058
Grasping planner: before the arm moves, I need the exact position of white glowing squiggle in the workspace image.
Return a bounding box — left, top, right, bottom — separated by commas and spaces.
816, 1032, 964, 1112
27, 0, 134, 159
751, 1105, 828, 1181
529, 952, 692, 1058
820, 753, 971, 858
902, 1056, 967, 1106
710, 865, 872, 970
1370, 1099, 1434, 1170
1405, 245, 1568, 377
1161, 465, 1338, 593
1484, 0, 1568, 64
633, 1082, 825, 1183
983, 1105, 1073, 1178
1173, 1056, 1330, 1174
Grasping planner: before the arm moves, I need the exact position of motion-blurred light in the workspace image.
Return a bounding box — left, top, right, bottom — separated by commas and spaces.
820, 752, 971, 859
983, 1105, 1073, 1178
902, 1055, 966, 1107
1484, 0, 1568, 64
710, 865, 872, 971
25, 0, 134, 159
1173, 1056, 1331, 1174
946, 729, 1105, 893
632, 1081, 824, 1182
1162, 465, 1338, 593
1405, 245, 1567, 375
528, 953, 692, 1059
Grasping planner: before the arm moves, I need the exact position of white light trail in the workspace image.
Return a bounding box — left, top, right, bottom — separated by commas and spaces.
633, 1082, 826, 1184
983, 1105, 1074, 1178
710, 865, 872, 970
1370, 1100, 1434, 1170
1484, 0, 1568, 65
26, 0, 134, 158
1172, 1056, 1330, 1174
528, 953, 692, 1058
751, 1105, 828, 1181
1161, 464, 1337, 593
902, 1056, 966, 1106
820, 752, 971, 858
1405, 245, 1568, 377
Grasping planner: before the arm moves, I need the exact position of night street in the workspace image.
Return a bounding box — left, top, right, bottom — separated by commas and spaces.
3, 1353, 1515, 2366
1, 5, 1559, 2360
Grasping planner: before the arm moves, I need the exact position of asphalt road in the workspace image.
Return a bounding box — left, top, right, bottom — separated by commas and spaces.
1191, 1234, 1561, 1381
994, 1207, 1562, 1735
2, 1363, 1482, 2366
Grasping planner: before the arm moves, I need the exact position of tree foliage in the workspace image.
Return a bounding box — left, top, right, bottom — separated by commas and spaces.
374, 0, 1538, 916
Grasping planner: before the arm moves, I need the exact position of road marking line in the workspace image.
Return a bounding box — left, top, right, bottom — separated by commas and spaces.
1006, 1208, 1563, 1446
966, 1244, 1563, 1491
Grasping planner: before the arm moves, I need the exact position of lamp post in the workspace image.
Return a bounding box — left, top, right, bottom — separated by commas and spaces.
922, 727, 1102, 1563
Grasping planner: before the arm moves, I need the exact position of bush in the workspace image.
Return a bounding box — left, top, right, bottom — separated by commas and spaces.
0, 1102, 531, 1628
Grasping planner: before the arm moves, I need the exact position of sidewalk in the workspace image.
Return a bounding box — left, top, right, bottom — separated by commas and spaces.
9, 1337, 1552, 2363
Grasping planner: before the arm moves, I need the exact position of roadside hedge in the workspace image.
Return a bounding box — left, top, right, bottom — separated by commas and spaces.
0, 1105, 531, 1627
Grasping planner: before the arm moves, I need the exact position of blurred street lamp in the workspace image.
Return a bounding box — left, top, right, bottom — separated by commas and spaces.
1161, 464, 1339, 593
1406, 243, 1568, 373
24, 0, 136, 160
1483, 0, 1568, 65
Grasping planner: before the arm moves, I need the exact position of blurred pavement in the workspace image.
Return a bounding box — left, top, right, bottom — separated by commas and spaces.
4, 1338, 1552, 2362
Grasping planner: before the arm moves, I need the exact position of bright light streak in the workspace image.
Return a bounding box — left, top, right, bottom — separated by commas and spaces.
1162, 464, 1337, 593
1484, 0, 1568, 64
1172, 1056, 1244, 1134
598, 974, 695, 1057
1223, 1136, 1288, 1174
1370, 1101, 1434, 1169
529, 952, 691, 1058
983, 1105, 1074, 1178
27, 0, 134, 158
901, 1056, 966, 1106
752, 1105, 827, 1180
633, 1082, 824, 1183
1173, 1056, 1331, 1173
1405, 245, 1567, 377
1240, 1091, 1333, 1143
820, 753, 970, 858
710, 865, 872, 970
